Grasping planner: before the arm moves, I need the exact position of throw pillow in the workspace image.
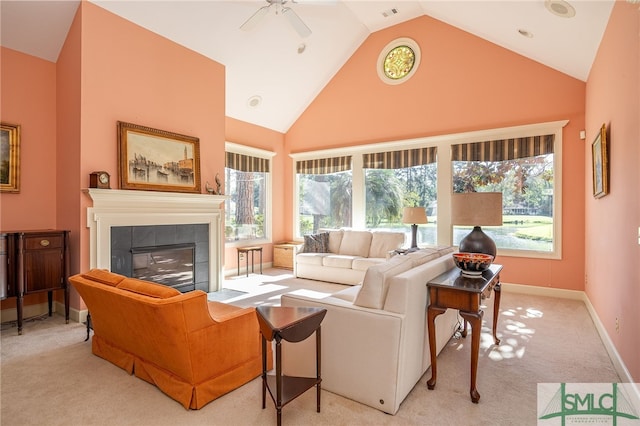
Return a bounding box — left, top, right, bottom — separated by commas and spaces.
302, 232, 330, 253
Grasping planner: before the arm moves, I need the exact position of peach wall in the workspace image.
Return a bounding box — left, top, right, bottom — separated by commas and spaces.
286, 15, 587, 290
0, 47, 59, 311
0, 48, 58, 230
224, 117, 285, 272
585, 1, 639, 381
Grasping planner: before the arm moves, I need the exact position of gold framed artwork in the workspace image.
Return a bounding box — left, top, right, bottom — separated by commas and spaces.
117, 121, 201, 193
591, 123, 609, 199
1, 122, 21, 193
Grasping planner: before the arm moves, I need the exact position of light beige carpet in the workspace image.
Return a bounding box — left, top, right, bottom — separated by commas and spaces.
0, 269, 621, 425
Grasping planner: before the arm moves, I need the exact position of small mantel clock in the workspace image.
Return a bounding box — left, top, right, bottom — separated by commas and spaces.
89, 171, 110, 189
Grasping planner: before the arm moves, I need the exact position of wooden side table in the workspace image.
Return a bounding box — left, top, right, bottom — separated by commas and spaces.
256, 305, 327, 426
237, 246, 263, 277
3, 230, 70, 334
426, 264, 502, 403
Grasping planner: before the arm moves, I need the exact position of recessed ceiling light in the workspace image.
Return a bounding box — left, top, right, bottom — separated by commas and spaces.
545, 0, 576, 18
247, 95, 262, 108
518, 29, 534, 38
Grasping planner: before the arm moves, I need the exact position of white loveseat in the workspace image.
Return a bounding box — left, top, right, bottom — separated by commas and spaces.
281, 248, 459, 415
294, 229, 405, 285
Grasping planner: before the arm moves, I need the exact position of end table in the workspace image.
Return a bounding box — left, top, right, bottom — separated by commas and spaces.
256, 305, 327, 426
426, 264, 502, 403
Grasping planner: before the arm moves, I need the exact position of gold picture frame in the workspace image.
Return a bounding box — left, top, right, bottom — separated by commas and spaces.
591, 123, 609, 199
117, 121, 201, 193
1, 122, 21, 193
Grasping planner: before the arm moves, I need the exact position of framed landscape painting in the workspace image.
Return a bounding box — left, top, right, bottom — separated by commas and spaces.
117, 121, 201, 193
1, 122, 21, 193
591, 123, 609, 199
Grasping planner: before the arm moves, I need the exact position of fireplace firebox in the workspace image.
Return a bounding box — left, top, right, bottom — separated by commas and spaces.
131, 243, 195, 292
111, 224, 209, 293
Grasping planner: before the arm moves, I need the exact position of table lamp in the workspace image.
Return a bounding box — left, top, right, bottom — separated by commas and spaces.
451, 192, 503, 258
402, 207, 428, 250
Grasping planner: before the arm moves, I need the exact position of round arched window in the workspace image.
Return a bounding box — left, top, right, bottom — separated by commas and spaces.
377, 38, 421, 85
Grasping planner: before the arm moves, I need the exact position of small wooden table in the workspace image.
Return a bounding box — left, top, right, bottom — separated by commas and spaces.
237, 246, 263, 277
256, 305, 327, 426
426, 264, 502, 403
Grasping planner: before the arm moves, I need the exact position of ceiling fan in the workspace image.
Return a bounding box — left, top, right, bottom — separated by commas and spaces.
240, 0, 312, 38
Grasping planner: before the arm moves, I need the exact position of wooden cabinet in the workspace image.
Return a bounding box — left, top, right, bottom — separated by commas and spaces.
273, 242, 301, 270
3, 230, 70, 334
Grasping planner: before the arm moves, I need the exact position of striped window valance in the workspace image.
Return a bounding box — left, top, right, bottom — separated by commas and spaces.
226, 152, 270, 173
296, 156, 352, 175
451, 134, 555, 162
362, 147, 437, 169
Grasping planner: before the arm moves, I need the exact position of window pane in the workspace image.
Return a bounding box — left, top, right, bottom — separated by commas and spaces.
452, 154, 554, 252
364, 164, 437, 245
225, 168, 267, 242
297, 171, 352, 235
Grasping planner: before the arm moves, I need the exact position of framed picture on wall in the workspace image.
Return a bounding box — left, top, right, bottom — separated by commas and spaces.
591, 123, 609, 199
117, 121, 201, 193
1, 122, 21, 193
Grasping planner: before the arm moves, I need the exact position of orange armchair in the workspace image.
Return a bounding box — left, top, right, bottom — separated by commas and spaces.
69, 269, 271, 409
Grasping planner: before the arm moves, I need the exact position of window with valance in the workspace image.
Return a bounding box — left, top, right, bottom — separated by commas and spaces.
451, 133, 556, 253
225, 145, 273, 245
451, 134, 554, 162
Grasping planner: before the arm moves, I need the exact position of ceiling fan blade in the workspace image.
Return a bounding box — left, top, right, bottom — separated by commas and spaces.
282, 7, 312, 38
240, 5, 270, 31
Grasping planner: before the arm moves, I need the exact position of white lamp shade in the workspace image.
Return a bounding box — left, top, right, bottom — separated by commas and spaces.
451, 192, 503, 226
402, 207, 428, 224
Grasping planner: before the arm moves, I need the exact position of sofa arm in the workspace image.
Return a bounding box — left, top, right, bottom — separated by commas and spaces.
207, 301, 255, 322
187, 304, 266, 383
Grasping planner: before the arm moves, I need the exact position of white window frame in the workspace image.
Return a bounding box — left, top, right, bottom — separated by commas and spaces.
225, 141, 275, 248
290, 120, 567, 259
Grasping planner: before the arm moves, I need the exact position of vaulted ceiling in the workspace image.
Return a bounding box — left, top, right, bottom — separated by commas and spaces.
1, 0, 614, 133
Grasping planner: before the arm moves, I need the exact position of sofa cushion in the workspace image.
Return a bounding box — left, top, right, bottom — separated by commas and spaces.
302, 232, 330, 253
322, 254, 357, 269
351, 257, 387, 271
117, 278, 181, 299
338, 230, 372, 257
295, 253, 326, 265
368, 232, 405, 258
327, 230, 344, 254
353, 256, 414, 309
82, 269, 127, 287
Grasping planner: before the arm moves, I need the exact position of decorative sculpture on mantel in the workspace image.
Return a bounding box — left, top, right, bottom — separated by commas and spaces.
205, 173, 223, 195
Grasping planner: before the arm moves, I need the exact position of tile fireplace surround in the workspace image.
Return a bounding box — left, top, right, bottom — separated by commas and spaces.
84, 189, 227, 292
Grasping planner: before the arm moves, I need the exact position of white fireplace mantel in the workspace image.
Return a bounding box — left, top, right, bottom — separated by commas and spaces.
84, 188, 227, 292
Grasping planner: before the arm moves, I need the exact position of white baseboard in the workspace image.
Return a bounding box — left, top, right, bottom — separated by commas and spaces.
1, 301, 87, 325
502, 282, 584, 300
0, 302, 53, 323
503, 282, 640, 407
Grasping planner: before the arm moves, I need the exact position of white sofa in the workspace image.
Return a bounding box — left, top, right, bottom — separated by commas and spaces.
295, 229, 405, 285
281, 248, 459, 415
